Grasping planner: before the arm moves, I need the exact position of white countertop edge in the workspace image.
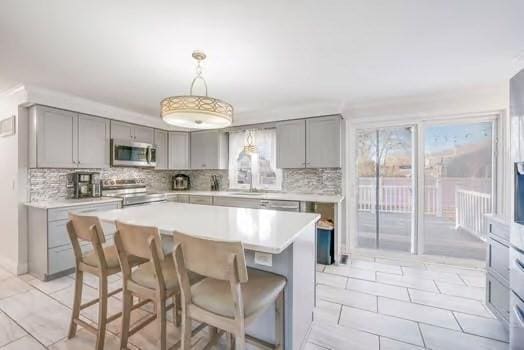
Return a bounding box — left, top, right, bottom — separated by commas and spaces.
25, 197, 123, 209
167, 190, 344, 203
151, 214, 321, 254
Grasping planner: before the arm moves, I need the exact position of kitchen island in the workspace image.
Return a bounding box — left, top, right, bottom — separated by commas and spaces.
91, 201, 320, 350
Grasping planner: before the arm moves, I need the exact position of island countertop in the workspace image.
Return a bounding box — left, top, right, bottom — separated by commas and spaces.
90, 202, 320, 254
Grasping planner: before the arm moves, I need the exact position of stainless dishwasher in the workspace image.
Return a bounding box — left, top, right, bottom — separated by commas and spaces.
260, 200, 300, 212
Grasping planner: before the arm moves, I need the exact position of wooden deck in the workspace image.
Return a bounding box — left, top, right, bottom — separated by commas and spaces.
357, 212, 486, 260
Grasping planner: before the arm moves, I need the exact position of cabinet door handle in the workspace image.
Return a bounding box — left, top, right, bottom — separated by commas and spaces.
516, 258, 524, 273
514, 304, 524, 327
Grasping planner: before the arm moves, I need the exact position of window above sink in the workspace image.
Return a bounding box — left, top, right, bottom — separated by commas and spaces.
228, 129, 282, 191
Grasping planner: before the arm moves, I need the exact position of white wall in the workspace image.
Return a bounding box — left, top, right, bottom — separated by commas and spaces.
343, 83, 512, 251
0, 86, 28, 273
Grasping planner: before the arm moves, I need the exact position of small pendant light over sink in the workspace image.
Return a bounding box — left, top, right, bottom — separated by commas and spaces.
160, 51, 233, 129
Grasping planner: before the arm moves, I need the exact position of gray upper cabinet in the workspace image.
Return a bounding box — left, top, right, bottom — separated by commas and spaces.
306, 116, 341, 168
110, 121, 154, 143
276, 115, 342, 169
30, 106, 110, 169
190, 130, 228, 170
78, 114, 110, 168
169, 131, 190, 170
110, 121, 134, 141
154, 129, 169, 170
276, 119, 306, 168
134, 125, 155, 144
31, 106, 78, 168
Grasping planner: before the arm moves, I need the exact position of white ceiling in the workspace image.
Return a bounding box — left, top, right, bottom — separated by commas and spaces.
0, 0, 523, 124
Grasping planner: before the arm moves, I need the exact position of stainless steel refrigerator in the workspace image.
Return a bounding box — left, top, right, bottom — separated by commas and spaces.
511, 68, 524, 349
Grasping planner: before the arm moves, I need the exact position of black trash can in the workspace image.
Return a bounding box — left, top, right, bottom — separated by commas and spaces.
316, 221, 334, 265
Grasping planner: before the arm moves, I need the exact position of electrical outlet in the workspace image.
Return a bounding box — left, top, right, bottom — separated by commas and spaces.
254, 252, 273, 267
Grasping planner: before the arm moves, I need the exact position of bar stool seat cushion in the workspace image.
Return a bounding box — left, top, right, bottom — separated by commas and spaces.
190, 268, 286, 318
132, 257, 202, 291
83, 245, 121, 269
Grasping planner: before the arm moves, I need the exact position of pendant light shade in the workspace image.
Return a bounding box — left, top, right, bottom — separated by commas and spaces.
161, 51, 233, 129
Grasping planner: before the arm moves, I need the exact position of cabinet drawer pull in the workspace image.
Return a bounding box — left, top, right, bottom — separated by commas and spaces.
515, 303, 524, 327
516, 258, 524, 273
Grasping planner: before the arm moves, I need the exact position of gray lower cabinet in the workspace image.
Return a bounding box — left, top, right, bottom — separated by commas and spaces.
28, 201, 121, 281
190, 130, 228, 170
30, 106, 110, 169
154, 129, 169, 170
189, 195, 213, 205
276, 115, 342, 169
110, 120, 154, 143
169, 131, 191, 170
213, 197, 263, 209
166, 194, 190, 203
486, 215, 510, 327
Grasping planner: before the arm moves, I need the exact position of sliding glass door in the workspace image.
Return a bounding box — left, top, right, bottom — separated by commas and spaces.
356, 127, 415, 252
354, 117, 496, 260
422, 121, 494, 260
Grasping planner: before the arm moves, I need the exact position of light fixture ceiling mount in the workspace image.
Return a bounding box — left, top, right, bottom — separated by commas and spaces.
160, 50, 233, 129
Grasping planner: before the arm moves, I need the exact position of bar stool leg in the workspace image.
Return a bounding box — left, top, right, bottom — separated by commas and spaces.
68, 270, 83, 339
234, 333, 245, 350
229, 333, 235, 350
158, 300, 167, 350
181, 311, 192, 350
120, 289, 133, 350
275, 290, 284, 350
96, 276, 108, 350
172, 295, 179, 327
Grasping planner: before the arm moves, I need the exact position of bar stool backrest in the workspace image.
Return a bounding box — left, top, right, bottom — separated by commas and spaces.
114, 221, 164, 261
69, 213, 106, 244
173, 232, 248, 283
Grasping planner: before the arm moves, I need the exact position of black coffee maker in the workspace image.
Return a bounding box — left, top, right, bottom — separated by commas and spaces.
172, 174, 190, 191
67, 172, 102, 199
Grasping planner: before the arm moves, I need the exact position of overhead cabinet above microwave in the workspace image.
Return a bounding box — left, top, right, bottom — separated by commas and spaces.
276, 115, 342, 169
110, 120, 154, 144
29, 105, 110, 169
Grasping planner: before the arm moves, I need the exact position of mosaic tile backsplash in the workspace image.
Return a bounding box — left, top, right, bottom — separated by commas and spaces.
28, 167, 342, 201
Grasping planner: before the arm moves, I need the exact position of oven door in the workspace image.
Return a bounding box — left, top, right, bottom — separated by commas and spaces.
111, 139, 156, 167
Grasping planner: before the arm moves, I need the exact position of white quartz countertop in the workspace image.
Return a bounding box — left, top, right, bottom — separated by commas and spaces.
90, 202, 320, 254
166, 190, 344, 203
25, 197, 123, 209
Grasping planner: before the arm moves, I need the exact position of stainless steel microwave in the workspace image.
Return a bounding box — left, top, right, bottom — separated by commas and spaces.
111, 139, 157, 168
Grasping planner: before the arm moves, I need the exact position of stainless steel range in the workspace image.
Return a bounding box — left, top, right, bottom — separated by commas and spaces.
102, 179, 167, 206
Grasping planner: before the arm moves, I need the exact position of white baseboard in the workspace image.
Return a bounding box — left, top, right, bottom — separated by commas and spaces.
0, 255, 27, 275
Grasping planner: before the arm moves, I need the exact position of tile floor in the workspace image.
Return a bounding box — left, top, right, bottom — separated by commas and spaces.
310, 249, 509, 350
0, 249, 510, 349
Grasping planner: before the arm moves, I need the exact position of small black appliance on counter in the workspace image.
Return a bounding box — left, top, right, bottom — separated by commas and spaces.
67, 171, 102, 199
172, 174, 190, 191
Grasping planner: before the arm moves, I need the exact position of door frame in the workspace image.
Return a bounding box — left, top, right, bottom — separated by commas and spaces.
348, 112, 502, 255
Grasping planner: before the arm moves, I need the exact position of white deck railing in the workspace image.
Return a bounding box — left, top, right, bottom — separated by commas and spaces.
455, 189, 491, 241
358, 185, 438, 214
358, 184, 491, 240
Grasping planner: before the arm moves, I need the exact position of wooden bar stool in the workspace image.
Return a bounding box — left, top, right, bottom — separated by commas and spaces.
66, 213, 125, 350
114, 221, 203, 350
173, 232, 286, 350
